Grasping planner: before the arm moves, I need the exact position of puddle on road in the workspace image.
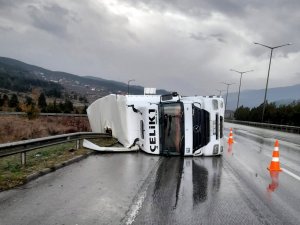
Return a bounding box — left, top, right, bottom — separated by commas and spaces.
267, 171, 281, 193
150, 156, 223, 211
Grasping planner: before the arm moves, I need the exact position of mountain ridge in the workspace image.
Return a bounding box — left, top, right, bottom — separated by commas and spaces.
0, 57, 169, 102
225, 84, 300, 110
1, 56, 298, 108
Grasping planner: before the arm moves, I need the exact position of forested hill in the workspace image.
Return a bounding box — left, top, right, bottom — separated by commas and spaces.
0, 68, 63, 97
0, 57, 169, 101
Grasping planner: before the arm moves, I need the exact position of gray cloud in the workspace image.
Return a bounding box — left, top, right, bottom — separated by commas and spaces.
0, 25, 14, 32
126, 0, 300, 48
0, 0, 18, 8
27, 3, 72, 37
0, 0, 299, 96
190, 32, 226, 43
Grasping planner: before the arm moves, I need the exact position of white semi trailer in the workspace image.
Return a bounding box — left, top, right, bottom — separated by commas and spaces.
86, 92, 225, 156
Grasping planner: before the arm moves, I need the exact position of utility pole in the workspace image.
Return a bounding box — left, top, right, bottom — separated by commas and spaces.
127, 79, 135, 95
254, 42, 291, 122
222, 82, 235, 113
230, 69, 253, 111
216, 89, 225, 96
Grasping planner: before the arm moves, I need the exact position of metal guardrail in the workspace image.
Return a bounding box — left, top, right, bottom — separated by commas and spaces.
0, 132, 110, 165
226, 119, 300, 134
0, 112, 87, 117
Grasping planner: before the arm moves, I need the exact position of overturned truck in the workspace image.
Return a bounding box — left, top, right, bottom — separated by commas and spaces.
86, 92, 225, 156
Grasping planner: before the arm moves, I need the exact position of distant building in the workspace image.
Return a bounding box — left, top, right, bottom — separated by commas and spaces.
144, 87, 156, 95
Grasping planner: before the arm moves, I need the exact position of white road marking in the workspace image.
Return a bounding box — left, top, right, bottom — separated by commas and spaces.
125, 191, 146, 225
282, 168, 300, 182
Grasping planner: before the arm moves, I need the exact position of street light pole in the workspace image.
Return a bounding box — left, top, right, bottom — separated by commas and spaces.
216, 89, 225, 96
127, 79, 135, 95
222, 82, 235, 113
254, 42, 291, 122
230, 69, 254, 111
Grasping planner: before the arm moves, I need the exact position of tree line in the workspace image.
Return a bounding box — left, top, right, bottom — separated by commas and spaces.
0, 72, 63, 97
0, 93, 87, 118
234, 101, 300, 126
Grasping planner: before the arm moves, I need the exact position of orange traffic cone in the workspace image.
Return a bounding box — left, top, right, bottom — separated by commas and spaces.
227, 128, 234, 144
268, 140, 282, 172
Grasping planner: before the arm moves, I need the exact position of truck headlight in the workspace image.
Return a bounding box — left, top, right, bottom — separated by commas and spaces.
213, 144, 219, 154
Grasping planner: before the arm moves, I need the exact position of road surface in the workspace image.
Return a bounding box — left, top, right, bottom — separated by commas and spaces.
0, 123, 300, 225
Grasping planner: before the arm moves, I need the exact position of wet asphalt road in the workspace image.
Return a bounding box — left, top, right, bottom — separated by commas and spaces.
127, 128, 300, 225
1, 124, 300, 225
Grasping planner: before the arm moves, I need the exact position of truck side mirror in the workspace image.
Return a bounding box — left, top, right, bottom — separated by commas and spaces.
160, 92, 180, 102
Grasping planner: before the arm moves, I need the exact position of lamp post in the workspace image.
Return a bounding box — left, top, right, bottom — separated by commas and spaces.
230, 69, 254, 111
127, 79, 135, 95
216, 89, 225, 96
254, 42, 291, 122
222, 82, 235, 113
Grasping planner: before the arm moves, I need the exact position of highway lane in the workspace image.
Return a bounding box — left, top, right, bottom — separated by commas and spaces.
126, 126, 300, 225
0, 153, 160, 225
1, 125, 300, 225
126, 140, 300, 225
226, 122, 300, 146
223, 129, 300, 225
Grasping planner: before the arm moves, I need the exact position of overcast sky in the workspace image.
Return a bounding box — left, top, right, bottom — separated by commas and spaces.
0, 0, 299, 95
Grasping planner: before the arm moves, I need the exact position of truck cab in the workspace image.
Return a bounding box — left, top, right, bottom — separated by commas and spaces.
138, 93, 225, 156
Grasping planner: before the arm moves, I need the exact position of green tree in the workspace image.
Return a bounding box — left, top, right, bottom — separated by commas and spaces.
26, 104, 39, 120
264, 103, 277, 123
234, 105, 250, 121
79, 96, 88, 103
234, 101, 300, 126
46, 99, 60, 113
0, 94, 3, 107
58, 102, 65, 113
2, 94, 9, 107
9, 94, 19, 108
25, 96, 33, 106
249, 103, 264, 122
38, 93, 47, 112
64, 100, 73, 113
292, 102, 300, 126
45, 88, 62, 98
82, 105, 88, 114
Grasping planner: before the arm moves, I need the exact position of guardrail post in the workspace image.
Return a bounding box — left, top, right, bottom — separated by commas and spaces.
76, 139, 80, 150
21, 152, 26, 166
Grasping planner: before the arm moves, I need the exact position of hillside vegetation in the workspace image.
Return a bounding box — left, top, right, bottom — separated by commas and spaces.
235, 102, 300, 126
0, 57, 169, 104
0, 71, 62, 96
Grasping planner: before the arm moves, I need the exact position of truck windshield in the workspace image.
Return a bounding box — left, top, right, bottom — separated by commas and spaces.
160, 103, 184, 155
192, 105, 210, 152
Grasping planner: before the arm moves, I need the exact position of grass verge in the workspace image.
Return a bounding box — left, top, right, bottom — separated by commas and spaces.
0, 137, 117, 191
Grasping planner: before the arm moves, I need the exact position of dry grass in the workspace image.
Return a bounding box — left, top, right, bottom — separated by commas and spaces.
0, 115, 117, 191
0, 115, 91, 144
